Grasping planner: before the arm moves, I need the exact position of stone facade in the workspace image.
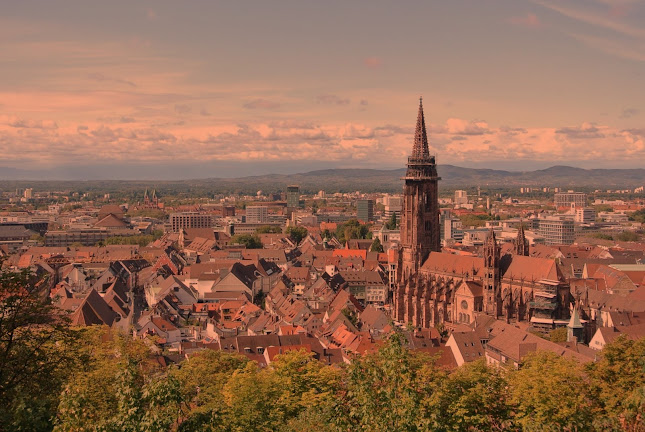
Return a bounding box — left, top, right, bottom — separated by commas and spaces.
393, 100, 570, 329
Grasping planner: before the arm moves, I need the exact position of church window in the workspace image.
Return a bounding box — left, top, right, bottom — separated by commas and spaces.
461, 300, 468, 310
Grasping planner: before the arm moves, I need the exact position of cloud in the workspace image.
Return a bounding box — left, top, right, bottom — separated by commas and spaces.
532, 0, 645, 39
363, 57, 383, 69
316, 94, 350, 106
174, 104, 192, 114
2, 116, 58, 129
620, 107, 640, 119
555, 123, 605, 139
568, 32, 645, 62
438, 118, 491, 135
200, 108, 212, 116
87, 72, 137, 88
509, 13, 543, 29
243, 99, 281, 110
1, 113, 644, 171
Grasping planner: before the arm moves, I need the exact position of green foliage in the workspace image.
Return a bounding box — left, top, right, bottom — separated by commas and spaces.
102, 231, 163, 247
229, 234, 263, 249
594, 204, 614, 213
549, 327, 568, 343
616, 231, 640, 242
508, 351, 596, 431
370, 237, 384, 253
55, 329, 183, 432
29, 233, 45, 244
344, 332, 431, 431
335, 219, 370, 244
628, 208, 645, 224
285, 226, 308, 244
0, 266, 84, 431
425, 359, 512, 431
256, 225, 282, 234
126, 209, 166, 220
171, 350, 248, 430
341, 308, 358, 327
385, 212, 398, 230
586, 335, 645, 431
591, 232, 614, 240
458, 213, 493, 228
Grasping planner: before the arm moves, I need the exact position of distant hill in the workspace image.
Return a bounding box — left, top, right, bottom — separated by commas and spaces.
191, 165, 645, 193
1, 165, 644, 194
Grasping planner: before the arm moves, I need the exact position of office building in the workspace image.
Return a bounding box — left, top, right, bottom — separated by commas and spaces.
554, 192, 587, 209
246, 206, 268, 224
170, 212, 213, 232
357, 199, 374, 222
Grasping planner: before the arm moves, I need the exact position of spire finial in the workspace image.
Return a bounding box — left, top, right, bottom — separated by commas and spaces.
412, 97, 429, 158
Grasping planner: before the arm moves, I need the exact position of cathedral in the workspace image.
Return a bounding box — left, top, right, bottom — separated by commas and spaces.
393, 99, 571, 330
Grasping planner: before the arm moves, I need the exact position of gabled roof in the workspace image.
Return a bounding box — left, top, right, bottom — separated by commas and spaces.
502, 255, 564, 283
421, 252, 484, 277
71, 289, 118, 326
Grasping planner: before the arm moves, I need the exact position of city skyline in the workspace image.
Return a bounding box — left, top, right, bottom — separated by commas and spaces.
1, 0, 644, 179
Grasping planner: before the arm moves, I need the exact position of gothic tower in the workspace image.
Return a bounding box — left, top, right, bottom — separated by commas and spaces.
514, 221, 529, 256
483, 228, 502, 317
395, 97, 441, 321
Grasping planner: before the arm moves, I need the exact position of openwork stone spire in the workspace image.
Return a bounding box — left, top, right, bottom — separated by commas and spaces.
412, 97, 430, 158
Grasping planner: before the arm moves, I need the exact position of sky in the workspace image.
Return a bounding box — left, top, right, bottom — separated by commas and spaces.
0, 0, 644, 180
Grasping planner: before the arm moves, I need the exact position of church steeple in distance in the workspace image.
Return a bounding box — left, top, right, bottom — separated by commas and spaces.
395, 97, 442, 322
412, 97, 430, 158
399, 97, 441, 269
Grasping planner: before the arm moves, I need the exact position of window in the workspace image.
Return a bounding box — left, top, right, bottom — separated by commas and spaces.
461, 300, 468, 310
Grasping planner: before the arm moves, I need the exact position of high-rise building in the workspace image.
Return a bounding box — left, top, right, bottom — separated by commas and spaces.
246, 206, 268, 224
286, 185, 300, 209
170, 212, 213, 232
454, 190, 468, 205
554, 191, 587, 209
536, 217, 575, 245
383, 195, 402, 221
357, 199, 374, 222
574, 207, 596, 224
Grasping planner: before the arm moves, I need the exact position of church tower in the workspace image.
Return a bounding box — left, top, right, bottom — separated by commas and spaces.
483, 228, 502, 317
396, 98, 441, 321
514, 221, 529, 256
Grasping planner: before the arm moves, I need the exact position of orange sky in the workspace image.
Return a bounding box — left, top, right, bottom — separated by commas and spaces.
1, 1, 644, 179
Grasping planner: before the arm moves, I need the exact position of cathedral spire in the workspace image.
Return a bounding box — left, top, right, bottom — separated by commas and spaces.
514, 220, 529, 256
412, 96, 430, 158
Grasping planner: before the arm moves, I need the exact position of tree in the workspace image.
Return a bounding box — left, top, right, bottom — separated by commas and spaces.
616, 231, 640, 242
370, 237, 384, 253
0, 265, 83, 430
424, 359, 512, 431
336, 219, 370, 244
286, 226, 308, 244
229, 234, 263, 249
171, 350, 248, 431
587, 335, 645, 431
55, 329, 184, 432
343, 332, 432, 431
386, 212, 398, 230
508, 351, 596, 431
256, 225, 282, 234
549, 327, 568, 343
